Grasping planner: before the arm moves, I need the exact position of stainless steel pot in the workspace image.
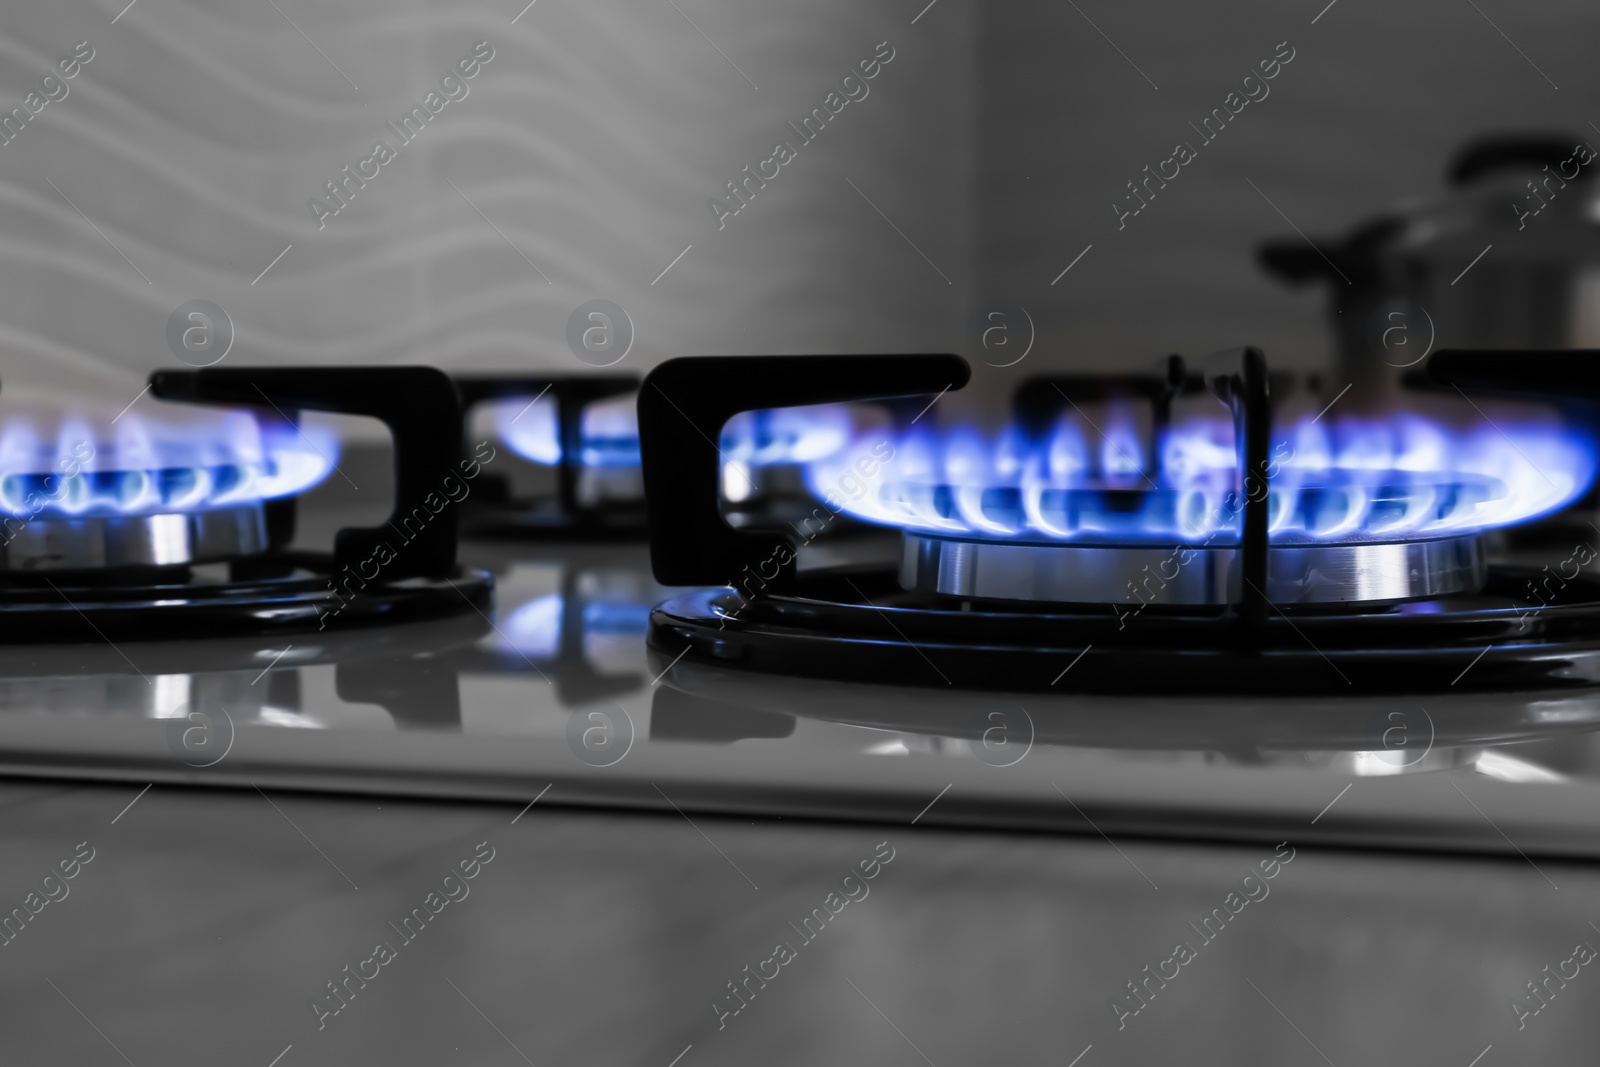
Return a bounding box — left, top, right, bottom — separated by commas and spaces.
1259, 133, 1600, 406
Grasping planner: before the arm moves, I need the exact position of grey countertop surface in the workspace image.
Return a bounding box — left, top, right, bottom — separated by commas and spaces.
2, 777, 1594, 1066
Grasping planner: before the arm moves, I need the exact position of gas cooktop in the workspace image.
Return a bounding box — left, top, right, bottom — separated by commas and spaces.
3, 351, 1600, 861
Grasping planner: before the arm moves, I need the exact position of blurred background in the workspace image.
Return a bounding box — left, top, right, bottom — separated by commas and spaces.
5, 0, 1599, 417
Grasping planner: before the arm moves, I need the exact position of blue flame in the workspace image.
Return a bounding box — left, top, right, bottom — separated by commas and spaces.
492, 394, 639, 468
805, 410, 1599, 545
492, 395, 853, 479
0, 410, 337, 518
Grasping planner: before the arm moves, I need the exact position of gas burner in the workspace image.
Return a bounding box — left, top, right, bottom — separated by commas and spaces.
0, 367, 492, 641
636, 351, 1600, 694
458, 373, 886, 539
1, 393, 332, 572
804, 356, 1590, 606
456, 374, 648, 538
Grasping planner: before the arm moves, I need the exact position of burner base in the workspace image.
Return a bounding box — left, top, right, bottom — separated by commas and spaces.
0, 552, 493, 642
649, 564, 1600, 694
900, 533, 1487, 605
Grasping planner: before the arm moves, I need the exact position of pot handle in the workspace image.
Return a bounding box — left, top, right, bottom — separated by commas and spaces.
1448, 134, 1594, 186
1257, 239, 1341, 285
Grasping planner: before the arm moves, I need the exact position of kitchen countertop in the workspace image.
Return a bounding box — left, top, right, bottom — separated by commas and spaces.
3, 534, 1598, 1063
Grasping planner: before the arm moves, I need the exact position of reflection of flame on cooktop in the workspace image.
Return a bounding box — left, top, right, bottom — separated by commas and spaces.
648, 652, 1596, 774
465, 561, 658, 707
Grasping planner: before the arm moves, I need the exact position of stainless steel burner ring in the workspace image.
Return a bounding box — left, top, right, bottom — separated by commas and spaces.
0, 504, 268, 572
900, 532, 1487, 605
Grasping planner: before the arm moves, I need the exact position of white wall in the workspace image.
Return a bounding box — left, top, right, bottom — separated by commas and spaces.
4, 0, 1599, 426
0, 0, 976, 417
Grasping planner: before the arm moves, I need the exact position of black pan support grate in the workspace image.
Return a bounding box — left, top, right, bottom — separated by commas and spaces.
151, 366, 468, 579
637, 351, 1276, 641
638, 354, 970, 586
639, 349, 1600, 692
